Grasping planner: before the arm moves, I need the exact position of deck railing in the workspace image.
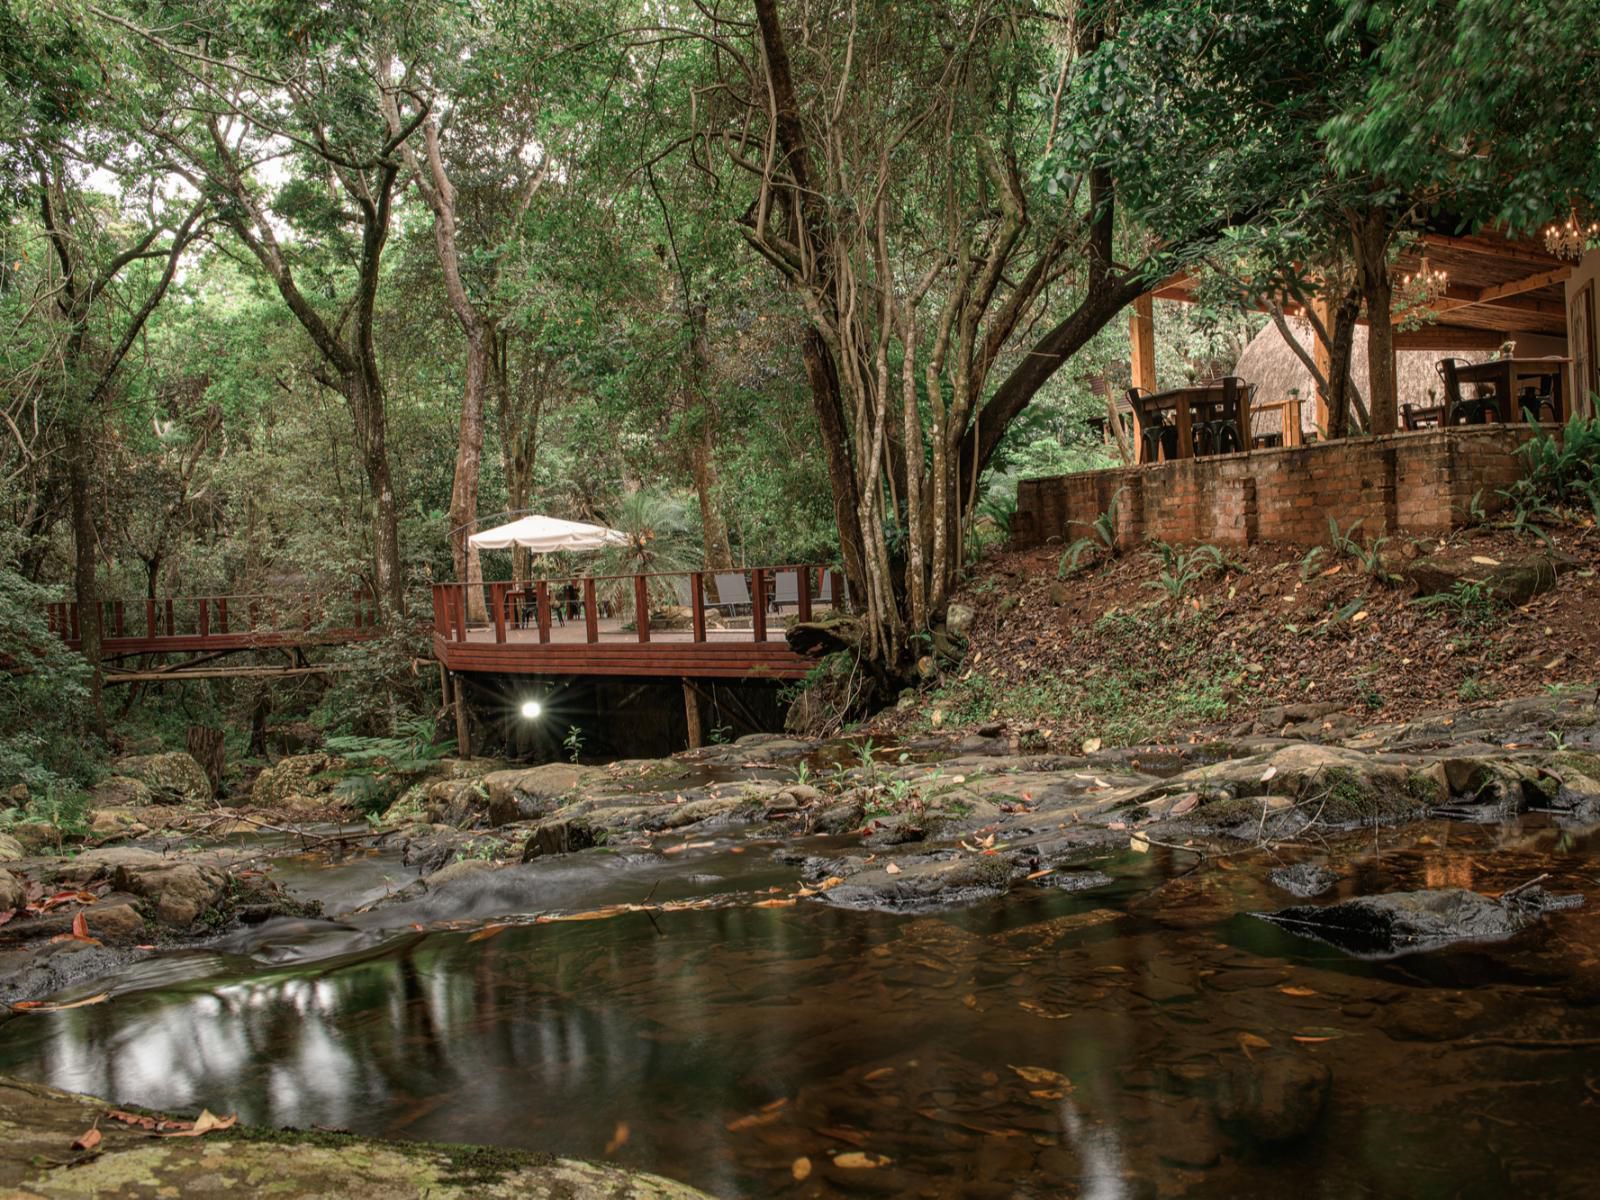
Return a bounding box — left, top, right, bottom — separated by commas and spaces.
46, 589, 379, 650
431, 565, 848, 647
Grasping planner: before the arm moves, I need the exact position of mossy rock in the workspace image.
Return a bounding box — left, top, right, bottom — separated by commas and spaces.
114, 752, 212, 802
251, 753, 343, 807
0, 1075, 713, 1198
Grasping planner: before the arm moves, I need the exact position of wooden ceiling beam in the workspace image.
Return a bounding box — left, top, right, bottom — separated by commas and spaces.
1418, 231, 1568, 267
1397, 266, 1571, 324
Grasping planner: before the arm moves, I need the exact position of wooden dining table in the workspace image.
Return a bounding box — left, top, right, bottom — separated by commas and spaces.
1454, 357, 1571, 423
1134, 382, 1253, 463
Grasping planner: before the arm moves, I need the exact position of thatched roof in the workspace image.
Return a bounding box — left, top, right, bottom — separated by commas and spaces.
1236, 318, 1494, 435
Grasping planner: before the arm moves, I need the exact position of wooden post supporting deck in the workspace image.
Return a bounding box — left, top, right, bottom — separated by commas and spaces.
683, 679, 703, 749
451, 671, 470, 755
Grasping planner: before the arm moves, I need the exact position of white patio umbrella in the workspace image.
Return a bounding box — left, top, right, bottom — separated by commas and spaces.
467, 514, 629, 553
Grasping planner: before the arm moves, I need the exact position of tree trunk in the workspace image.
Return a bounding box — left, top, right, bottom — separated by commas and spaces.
350, 371, 405, 614
66, 421, 104, 733
1355, 211, 1397, 434
1323, 283, 1364, 440
452, 330, 490, 618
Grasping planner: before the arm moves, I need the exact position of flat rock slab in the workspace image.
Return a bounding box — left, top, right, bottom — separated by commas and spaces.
0, 1076, 713, 1199
1255, 888, 1537, 957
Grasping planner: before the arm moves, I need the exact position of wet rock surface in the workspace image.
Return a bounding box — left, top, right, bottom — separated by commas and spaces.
1268, 863, 1339, 898
1256, 888, 1534, 957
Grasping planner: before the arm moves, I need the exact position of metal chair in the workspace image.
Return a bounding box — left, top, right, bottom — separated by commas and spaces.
1437, 359, 1498, 425
1130, 388, 1178, 462
1201, 378, 1249, 454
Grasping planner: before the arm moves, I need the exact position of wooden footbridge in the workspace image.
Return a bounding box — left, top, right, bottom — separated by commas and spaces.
46, 590, 380, 684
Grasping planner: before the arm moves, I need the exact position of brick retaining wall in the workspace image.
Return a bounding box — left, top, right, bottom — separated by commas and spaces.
1011, 425, 1542, 550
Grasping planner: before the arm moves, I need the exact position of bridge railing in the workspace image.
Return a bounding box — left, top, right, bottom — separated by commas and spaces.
431, 566, 849, 647
47, 589, 379, 648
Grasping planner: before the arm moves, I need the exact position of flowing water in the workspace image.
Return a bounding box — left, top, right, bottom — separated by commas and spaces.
1, 816, 1597, 1198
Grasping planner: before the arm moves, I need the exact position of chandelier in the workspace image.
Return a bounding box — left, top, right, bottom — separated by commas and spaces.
1398, 254, 1449, 306
1544, 206, 1599, 260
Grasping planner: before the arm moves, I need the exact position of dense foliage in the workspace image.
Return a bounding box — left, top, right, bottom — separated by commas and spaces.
0, 0, 1593, 782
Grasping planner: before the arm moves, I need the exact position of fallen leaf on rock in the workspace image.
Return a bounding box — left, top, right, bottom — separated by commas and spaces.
752, 897, 796, 908
817, 1126, 870, 1147
0, 910, 15, 927
1279, 986, 1318, 997
1168, 792, 1200, 816
467, 924, 507, 943
161, 1109, 237, 1138
71, 911, 92, 941
1469, 555, 1501, 566
833, 1151, 892, 1169
792, 1156, 812, 1180
71, 1125, 101, 1152
884, 862, 902, 875
1260, 765, 1278, 782
1107, 821, 1126, 832
663, 841, 715, 855
1081, 738, 1102, 754
1024, 868, 1054, 881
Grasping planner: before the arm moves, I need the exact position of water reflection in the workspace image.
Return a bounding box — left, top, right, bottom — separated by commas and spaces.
1, 817, 1597, 1198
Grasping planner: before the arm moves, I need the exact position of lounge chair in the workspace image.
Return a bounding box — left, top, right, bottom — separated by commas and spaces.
711, 572, 752, 616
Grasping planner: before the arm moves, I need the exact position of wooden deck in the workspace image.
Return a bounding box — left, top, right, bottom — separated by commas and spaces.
431, 570, 828, 680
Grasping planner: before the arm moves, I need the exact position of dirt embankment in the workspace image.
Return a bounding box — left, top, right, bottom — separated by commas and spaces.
873, 519, 1600, 749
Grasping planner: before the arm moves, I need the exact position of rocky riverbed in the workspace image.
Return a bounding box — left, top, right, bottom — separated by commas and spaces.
0, 688, 1596, 1196
2, 688, 1595, 1001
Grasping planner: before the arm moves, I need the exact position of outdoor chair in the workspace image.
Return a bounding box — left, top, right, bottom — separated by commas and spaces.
769, 569, 800, 612
1206, 378, 1249, 454
711, 572, 752, 616
1437, 358, 1499, 425
817, 570, 841, 610
1515, 386, 1559, 423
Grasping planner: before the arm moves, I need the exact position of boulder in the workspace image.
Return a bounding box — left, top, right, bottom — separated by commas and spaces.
1256, 888, 1532, 957
522, 817, 602, 860
945, 602, 976, 638
1212, 1053, 1330, 1142
81, 899, 146, 943
481, 763, 597, 816
0, 834, 23, 863
90, 775, 155, 808
88, 808, 150, 838
422, 859, 501, 888
114, 752, 211, 802
111, 860, 227, 927
250, 753, 342, 808
54, 846, 165, 886
821, 852, 1015, 912
1405, 551, 1564, 606
0, 869, 24, 912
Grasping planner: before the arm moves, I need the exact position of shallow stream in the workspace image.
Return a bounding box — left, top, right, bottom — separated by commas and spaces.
1, 815, 1597, 1198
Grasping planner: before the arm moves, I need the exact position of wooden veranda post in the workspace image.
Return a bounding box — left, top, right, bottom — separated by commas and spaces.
1312, 295, 1333, 434
1129, 294, 1156, 457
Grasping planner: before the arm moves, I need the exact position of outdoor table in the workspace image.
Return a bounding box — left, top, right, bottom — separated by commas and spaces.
1454, 357, 1571, 423
1135, 383, 1252, 463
